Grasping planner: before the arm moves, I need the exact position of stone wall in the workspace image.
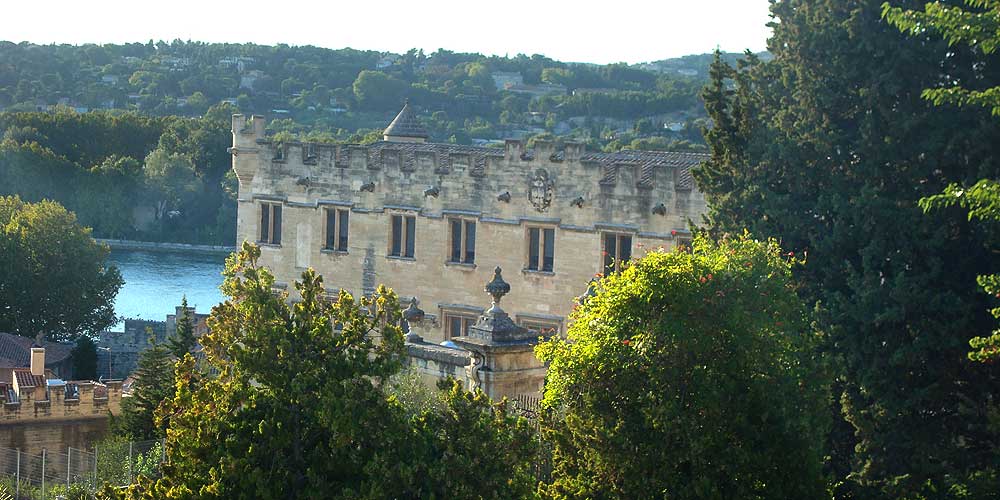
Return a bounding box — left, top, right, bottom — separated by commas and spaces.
404, 342, 469, 388
230, 114, 707, 344
0, 419, 109, 455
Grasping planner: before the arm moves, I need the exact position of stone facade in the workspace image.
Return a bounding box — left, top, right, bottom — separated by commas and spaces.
230, 108, 708, 352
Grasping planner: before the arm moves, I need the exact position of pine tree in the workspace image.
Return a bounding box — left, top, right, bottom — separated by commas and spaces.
117, 333, 174, 440
696, 0, 1000, 496
167, 295, 197, 359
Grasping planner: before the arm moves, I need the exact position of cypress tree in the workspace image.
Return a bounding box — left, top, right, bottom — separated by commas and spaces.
696, 0, 1000, 496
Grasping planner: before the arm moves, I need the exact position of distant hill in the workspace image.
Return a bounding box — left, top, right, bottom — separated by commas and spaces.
0, 41, 714, 149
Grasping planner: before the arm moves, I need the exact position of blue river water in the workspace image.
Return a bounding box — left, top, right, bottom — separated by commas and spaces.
106, 249, 227, 329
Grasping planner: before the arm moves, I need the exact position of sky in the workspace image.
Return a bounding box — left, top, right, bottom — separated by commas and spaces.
1, 0, 773, 64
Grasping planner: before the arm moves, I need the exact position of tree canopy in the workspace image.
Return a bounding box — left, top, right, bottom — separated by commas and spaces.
100, 243, 536, 499
536, 233, 830, 499
696, 1, 1000, 496
0, 195, 123, 340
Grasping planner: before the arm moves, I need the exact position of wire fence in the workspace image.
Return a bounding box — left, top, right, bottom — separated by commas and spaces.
0, 439, 163, 499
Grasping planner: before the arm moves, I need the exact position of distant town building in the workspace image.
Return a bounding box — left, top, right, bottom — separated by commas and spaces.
504, 83, 567, 98
97, 306, 209, 379
376, 54, 400, 69
240, 69, 266, 90
491, 71, 524, 91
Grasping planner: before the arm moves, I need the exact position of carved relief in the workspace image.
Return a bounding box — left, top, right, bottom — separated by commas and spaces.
528, 169, 554, 212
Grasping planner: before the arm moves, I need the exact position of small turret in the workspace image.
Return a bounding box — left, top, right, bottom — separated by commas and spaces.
383, 100, 428, 143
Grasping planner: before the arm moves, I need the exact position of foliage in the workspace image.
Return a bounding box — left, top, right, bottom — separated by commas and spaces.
535, 233, 830, 499
696, 1, 1000, 497
94, 434, 165, 487
366, 379, 539, 499
117, 335, 174, 440
95, 242, 538, 499
167, 295, 197, 359
0, 195, 123, 340
143, 147, 200, 221
883, 0, 1000, 115
0, 107, 236, 244
71, 335, 99, 380
885, 1, 1000, 366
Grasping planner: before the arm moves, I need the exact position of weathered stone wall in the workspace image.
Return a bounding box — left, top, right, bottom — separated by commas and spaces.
0, 419, 109, 455
231, 114, 707, 345
404, 342, 469, 388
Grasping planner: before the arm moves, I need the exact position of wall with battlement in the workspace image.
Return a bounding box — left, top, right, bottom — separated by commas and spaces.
0, 381, 122, 424
230, 114, 708, 344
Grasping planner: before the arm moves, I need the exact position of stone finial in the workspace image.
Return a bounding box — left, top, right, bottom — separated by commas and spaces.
485, 267, 510, 306
403, 297, 425, 323
402, 297, 425, 342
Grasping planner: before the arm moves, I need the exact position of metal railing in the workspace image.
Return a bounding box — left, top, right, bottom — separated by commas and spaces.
0, 439, 163, 499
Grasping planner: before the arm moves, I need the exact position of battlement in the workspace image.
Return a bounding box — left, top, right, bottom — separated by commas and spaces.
230, 113, 706, 237
0, 379, 122, 423
232, 114, 703, 187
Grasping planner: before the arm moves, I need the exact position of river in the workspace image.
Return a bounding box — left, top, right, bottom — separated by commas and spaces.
106, 249, 227, 328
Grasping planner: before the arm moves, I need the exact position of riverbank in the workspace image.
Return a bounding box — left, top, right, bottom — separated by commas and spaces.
95, 238, 235, 256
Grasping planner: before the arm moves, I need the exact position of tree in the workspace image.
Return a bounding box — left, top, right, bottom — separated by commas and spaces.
167, 295, 197, 359
695, 2, 1000, 496
0, 196, 123, 340
98, 243, 537, 499
884, 2, 1000, 363
352, 70, 408, 111
536, 233, 830, 499
117, 335, 174, 440
884, 0, 1000, 115
143, 147, 199, 221
71, 335, 98, 380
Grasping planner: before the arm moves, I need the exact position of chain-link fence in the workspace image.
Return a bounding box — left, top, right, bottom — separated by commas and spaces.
0, 438, 163, 499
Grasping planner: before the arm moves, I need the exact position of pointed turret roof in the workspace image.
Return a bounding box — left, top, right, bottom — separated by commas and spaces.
383, 100, 428, 141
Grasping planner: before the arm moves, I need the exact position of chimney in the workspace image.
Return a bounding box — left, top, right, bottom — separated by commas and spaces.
30, 347, 45, 376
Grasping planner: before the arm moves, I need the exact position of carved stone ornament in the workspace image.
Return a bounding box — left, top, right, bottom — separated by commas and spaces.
528, 169, 554, 213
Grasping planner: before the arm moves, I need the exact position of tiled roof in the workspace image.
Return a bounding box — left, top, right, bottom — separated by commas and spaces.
584, 150, 706, 190
0, 332, 73, 368
383, 101, 429, 139
13, 368, 45, 388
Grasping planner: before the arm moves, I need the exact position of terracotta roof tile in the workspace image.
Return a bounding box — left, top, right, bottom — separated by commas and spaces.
13, 369, 45, 388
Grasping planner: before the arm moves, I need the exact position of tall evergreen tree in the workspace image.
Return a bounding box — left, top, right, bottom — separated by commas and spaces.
696, 1, 1000, 497
884, 1, 1000, 364
118, 334, 174, 440
167, 296, 197, 359
71, 335, 98, 380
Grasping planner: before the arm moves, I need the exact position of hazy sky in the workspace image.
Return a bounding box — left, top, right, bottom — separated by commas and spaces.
2, 0, 773, 64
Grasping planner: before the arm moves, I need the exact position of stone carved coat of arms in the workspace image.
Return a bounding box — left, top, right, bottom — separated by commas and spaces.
528, 169, 554, 212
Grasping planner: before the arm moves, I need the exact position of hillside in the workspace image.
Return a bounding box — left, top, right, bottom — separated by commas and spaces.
0, 41, 731, 150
